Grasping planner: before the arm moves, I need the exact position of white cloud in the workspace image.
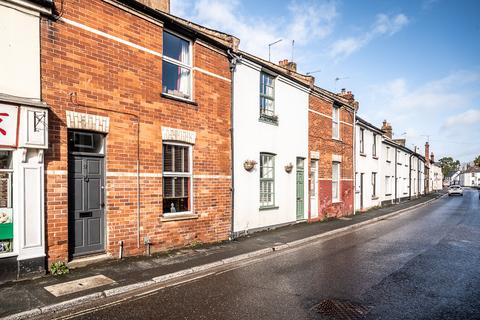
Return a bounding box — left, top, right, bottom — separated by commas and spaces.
286, 1, 337, 44
443, 109, 480, 129
170, 0, 338, 62
330, 13, 409, 59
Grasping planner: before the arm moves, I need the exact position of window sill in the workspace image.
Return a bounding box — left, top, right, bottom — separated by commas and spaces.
161, 93, 198, 106
360, 153, 367, 157
371, 196, 379, 200
332, 199, 342, 204
0, 252, 18, 258
162, 213, 198, 222
385, 193, 392, 196
386, 160, 391, 163
259, 206, 279, 211
259, 115, 279, 126
372, 156, 379, 160
332, 138, 342, 143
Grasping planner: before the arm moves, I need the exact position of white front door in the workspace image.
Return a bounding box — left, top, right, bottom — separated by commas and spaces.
310, 160, 318, 219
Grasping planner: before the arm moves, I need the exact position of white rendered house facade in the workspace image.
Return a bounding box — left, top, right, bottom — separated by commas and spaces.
0, 0, 51, 282
232, 53, 309, 236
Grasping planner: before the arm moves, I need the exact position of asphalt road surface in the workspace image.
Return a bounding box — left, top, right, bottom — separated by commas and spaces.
63, 189, 480, 320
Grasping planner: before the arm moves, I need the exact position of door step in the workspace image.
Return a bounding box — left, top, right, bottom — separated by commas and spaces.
68, 253, 113, 269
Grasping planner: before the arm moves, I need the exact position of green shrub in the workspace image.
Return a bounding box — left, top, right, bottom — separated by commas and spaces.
50, 261, 70, 276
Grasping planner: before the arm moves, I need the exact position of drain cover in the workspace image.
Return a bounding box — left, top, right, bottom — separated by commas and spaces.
313, 299, 371, 320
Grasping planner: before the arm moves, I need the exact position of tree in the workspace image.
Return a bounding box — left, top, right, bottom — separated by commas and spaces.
438, 157, 460, 177
474, 155, 480, 167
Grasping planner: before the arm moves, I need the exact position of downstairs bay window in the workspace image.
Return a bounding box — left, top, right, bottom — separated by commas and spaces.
163, 144, 192, 214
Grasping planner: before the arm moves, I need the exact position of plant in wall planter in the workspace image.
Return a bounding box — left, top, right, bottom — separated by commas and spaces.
285, 163, 293, 173
243, 160, 257, 172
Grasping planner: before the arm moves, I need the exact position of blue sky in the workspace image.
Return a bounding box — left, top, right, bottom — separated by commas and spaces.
171, 0, 480, 163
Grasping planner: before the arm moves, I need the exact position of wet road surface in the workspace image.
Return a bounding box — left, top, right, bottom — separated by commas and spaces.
62, 189, 480, 319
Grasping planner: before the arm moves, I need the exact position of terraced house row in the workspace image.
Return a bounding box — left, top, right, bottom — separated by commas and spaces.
0, 0, 437, 282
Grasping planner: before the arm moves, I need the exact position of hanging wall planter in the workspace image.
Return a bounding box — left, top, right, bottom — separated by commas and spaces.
243, 160, 257, 172
284, 163, 293, 173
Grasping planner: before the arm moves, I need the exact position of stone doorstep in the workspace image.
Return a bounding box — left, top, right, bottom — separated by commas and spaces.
67, 253, 113, 269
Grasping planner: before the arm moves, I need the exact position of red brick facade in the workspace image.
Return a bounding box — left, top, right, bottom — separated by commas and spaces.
308, 93, 355, 221
41, 0, 233, 264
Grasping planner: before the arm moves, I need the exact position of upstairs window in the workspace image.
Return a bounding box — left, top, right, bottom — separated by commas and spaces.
332, 106, 340, 139
359, 128, 365, 154
372, 172, 377, 197
372, 134, 377, 157
259, 72, 276, 123
162, 31, 191, 100
163, 144, 191, 214
386, 146, 391, 162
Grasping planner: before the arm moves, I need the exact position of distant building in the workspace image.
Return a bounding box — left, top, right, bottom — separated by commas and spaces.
459, 166, 480, 187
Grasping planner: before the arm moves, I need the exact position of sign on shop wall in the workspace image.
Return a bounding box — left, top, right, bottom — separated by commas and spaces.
0, 104, 19, 148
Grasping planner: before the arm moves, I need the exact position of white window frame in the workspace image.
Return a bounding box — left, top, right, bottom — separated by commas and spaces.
372, 134, 377, 157
260, 153, 275, 208
162, 29, 193, 101
359, 128, 365, 154
332, 106, 340, 140
259, 72, 276, 119
386, 146, 391, 162
162, 142, 193, 216
372, 172, 377, 197
385, 176, 391, 195
332, 161, 340, 202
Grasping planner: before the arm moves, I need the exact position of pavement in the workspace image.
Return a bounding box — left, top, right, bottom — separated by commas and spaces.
0, 191, 445, 320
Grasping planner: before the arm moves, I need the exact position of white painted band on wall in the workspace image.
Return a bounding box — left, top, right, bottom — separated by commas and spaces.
340, 121, 353, 127
193, 67, 231, 82
308, 108, 331, 119
60, 18, 231, 83
46, 170, 67, 175
60, 17, 163, 58
193, 175, 231, 179
106, 172, 162, 178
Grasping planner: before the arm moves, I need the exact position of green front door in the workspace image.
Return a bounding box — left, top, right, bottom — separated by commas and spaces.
296, 158, 305, 220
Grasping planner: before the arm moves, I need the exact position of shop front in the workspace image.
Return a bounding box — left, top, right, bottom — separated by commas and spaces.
0, 95, 48, 282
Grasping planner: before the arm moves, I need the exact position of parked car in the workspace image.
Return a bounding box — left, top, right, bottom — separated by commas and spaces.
448, 185, 463, 196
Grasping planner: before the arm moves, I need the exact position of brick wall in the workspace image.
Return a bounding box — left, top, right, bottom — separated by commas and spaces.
41, 0, 232, 264
308, 94, 354, 220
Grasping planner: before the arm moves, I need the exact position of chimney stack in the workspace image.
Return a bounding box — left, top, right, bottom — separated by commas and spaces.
425, 142, 430, 164
278, 59, 297, 72
381, 120, 393, 139
430, 152, 435, 163
137, 0, 170, 13
338, 88, 355, 102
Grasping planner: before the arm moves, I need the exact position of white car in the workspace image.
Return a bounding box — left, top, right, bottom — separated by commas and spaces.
448, 185, 463, 196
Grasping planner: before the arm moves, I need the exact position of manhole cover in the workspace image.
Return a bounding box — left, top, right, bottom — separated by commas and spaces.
313, 299, 371, 320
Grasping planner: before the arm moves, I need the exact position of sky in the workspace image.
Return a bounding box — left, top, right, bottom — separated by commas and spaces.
171, 0, 480, 163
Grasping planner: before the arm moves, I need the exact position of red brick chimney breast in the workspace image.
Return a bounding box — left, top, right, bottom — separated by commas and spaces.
136, 0, 170, 13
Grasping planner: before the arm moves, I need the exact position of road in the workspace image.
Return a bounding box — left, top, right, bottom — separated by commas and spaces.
59, 189, 480, 319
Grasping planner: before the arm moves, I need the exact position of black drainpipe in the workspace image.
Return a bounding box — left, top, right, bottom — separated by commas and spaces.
409, 153, 413, 200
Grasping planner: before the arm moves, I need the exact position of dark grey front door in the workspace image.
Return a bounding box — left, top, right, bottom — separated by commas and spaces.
68, 155, 105, 256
